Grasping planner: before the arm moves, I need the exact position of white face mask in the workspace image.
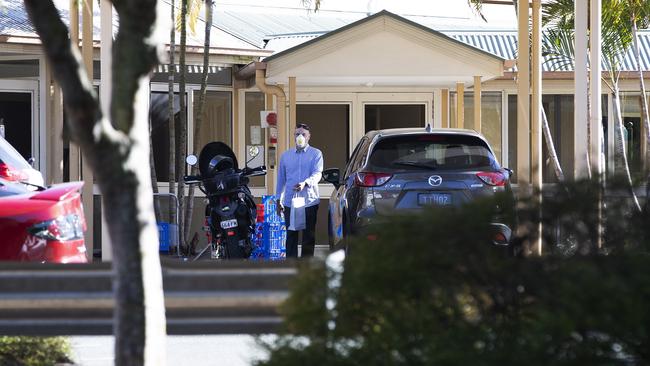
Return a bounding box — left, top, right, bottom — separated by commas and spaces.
296, 134, 307, 148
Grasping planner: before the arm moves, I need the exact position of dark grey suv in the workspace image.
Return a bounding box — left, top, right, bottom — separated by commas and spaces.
323, 127, 514, 248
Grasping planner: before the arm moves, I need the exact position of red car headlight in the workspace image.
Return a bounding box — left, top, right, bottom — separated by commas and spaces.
28, 214, 84, 241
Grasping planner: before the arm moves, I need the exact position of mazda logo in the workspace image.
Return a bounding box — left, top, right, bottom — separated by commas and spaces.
428, 175, 443, 187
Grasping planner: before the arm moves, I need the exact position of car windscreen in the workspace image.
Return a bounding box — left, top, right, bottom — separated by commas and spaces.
367, 134, 498, 171
0, 136, 31, 169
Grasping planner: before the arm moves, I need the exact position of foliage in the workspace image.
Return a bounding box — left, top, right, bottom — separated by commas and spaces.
0, 337, 72, 366
175, 0, 203, 35
257, 180, 650, 366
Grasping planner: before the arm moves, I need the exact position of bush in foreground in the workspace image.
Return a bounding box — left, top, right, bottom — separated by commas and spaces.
0, 337, 73, 366
257, 180, 650, 366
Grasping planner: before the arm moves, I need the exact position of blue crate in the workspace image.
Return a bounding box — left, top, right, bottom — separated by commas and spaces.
250, 222, 286, 260
262, 195, 283, 224
158, 222, 170, 252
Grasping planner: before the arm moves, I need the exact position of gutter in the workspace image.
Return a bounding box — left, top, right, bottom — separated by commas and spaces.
253, 63, 287, 175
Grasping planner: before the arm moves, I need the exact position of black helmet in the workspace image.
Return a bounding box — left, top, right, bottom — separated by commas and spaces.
198, 142, 239, 177
207, 155, 234, 176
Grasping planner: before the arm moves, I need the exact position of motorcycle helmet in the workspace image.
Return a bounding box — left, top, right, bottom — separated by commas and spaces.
198, 141, 239, 178
207, 155, 234, 177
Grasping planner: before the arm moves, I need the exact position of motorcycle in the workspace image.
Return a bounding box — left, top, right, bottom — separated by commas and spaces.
184, 142, 266, 259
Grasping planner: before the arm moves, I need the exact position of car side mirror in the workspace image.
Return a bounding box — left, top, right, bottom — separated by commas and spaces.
322, 168, 341, 189
504, 168, 514, 178
28, 157, 36, 167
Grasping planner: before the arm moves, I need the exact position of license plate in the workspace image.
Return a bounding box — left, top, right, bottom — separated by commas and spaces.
418, 193, 452, 206
220, 219, 238, 229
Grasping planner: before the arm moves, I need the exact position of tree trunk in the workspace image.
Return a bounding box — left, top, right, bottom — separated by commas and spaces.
168, 0, 177, 228
183, 0, 212, 243
612, 88, 642, 212
24, 1, 167, 365
631, 20, 650, 212
541, 107, 565, 182
176, 0, 188, 250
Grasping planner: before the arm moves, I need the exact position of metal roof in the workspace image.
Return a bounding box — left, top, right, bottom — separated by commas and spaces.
0, 0, 262, 52
263, 10, 506, 64
264, 28, 650, 72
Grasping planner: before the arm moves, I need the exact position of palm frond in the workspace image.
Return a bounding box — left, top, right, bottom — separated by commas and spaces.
542, 27, 575, 71
301, 0, 321, 12
175, 0, 203, 36
467, 0, 487, 22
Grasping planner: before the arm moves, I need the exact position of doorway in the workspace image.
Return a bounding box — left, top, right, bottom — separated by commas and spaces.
0, 91, 33, 161
364, 104, 426, 133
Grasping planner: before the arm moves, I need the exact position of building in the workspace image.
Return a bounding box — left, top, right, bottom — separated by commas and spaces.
1, 1, 648, 258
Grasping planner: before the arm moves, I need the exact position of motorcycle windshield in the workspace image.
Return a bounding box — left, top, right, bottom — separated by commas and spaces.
198, 142, 239, 177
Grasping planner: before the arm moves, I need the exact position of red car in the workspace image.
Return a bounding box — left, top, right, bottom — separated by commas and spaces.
0, 179, 87, 263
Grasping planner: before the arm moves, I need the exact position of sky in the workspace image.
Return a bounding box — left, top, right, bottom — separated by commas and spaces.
213, 0, 518, 28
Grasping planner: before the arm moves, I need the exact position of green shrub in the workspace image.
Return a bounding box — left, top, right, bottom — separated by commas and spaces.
0, 337, 73, 366
257, 180, 650, 366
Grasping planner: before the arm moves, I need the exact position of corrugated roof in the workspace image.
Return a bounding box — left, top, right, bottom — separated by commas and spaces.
264, 28, 650, 72
0, 0, 262, 52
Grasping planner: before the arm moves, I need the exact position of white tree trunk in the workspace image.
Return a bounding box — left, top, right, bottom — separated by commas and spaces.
24, 1, 167, 364
541, 107, 565, 182
612, 88, 642, 212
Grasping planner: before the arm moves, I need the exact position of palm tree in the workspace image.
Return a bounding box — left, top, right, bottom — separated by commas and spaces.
183, 0, 213, 247
468, 0, 566, 182
543, 0, 642, 211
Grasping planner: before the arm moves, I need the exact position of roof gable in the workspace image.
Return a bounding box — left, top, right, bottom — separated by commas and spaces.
264, 10, 506, 87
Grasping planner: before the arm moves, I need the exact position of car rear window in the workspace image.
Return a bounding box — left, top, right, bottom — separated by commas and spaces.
367, 134, 498, 171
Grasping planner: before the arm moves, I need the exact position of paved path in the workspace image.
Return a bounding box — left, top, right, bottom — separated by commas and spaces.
70, 335, 270, 366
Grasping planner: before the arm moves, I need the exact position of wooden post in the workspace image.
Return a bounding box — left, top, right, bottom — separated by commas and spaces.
456, 82, 465, 129
82, 0, 94, 260
441, 88, 449, 128
100, 0, 113, 262
532, 0, 543, 256
517, 0, 530, 187
474, 76, 482, 133
69, 0, 81, 182
590, 0, 604, 249
575, 0, 590, 180
50, 73, 64, 184
289, 76, 297, 140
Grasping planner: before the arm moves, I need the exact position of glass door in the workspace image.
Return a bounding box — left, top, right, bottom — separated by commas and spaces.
0, 80, 38, 169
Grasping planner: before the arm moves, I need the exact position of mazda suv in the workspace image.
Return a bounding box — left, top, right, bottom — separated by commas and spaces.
323, 127, 514, 249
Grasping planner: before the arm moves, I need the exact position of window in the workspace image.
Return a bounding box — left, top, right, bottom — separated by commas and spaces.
365, 104, 424, 133
244, 92, 266, 187
150, 91, 184, 182
368, 134, 496, 171
619, 92, 648, 175
193, 90, 232, 153
507, 95, 577, 183
450, 92, 503, 163
296, 104, 350, 172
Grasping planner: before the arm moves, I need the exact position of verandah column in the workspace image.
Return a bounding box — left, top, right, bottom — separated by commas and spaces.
474, 76, 481, 133
517, 0, 530, 187
456, 82, 464, 129
574, 0, 590, 179
531, 0, 543, 255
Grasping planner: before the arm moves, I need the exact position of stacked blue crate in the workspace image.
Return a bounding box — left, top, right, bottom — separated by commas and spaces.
250, 196, 286, 260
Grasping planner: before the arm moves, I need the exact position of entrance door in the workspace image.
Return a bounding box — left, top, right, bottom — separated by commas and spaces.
0, 80, 38, 168
355, 93, 433, 144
